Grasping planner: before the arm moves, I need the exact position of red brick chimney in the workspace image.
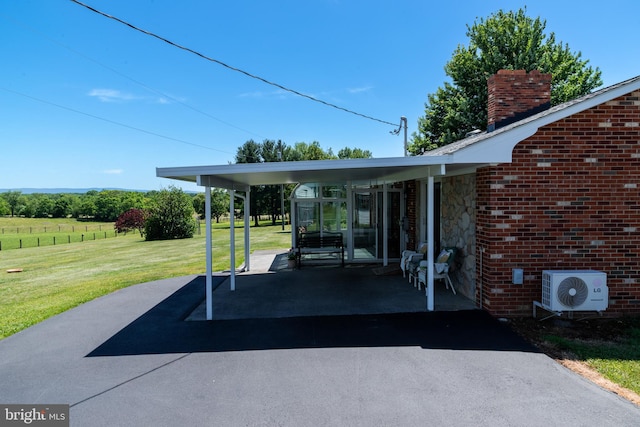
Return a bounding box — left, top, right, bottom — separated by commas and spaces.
487, 69, 552, 131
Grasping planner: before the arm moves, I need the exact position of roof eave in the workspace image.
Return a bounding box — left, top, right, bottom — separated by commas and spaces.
157, 155, 457, 190
430, 75, 640, 163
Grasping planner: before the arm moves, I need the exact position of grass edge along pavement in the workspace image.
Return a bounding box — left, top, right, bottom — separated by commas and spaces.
0, 221, 290, 340
509, 316, 640, 404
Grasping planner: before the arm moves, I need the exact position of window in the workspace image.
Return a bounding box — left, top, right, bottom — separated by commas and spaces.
293, 183, 347, 236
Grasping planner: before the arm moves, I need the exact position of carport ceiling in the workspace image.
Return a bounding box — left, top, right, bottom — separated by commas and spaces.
157, 155, 481, 190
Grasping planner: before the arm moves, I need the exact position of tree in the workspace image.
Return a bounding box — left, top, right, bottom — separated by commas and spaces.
51, 194, 77, 218
294, 141, 335, 160
2, 191, 21, 217
115, 208, 147, 236
210, 189, 229, 223
235, 140, 264, 226
235, 139, 262, 163
94, 190, 123, 221
409, 8, 602, 154
193, 189, 229, 223
144, 186, 196, 240
0, 197, 9, 216
337, 147, 373, 159
76, 196, 97, 218
192, 193, 205, 218
120, 192, 149, 213
33, 194, 54, 218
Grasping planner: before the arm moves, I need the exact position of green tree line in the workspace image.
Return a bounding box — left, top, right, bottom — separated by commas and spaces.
1, 140, 370, 227
0, 190, 149, 221
0, 189, 227, 223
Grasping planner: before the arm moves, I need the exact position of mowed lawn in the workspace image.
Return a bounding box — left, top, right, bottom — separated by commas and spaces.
0, 220, 291, 339
0, 217, 116, 250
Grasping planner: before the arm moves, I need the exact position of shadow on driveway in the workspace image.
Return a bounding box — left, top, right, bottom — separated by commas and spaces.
87, 276, 538, 357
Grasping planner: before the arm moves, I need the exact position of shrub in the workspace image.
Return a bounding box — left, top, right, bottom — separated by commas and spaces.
144, 187, 196, 240
115, 208, 148, 236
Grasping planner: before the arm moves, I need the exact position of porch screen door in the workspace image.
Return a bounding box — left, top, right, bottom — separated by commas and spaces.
352, 191, 375, 259
352, 189, 401, 260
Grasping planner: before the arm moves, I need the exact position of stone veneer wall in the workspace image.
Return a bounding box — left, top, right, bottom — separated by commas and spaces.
440, 174, 476, 299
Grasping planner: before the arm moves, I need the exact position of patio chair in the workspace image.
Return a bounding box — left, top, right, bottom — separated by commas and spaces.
416, 247, 457, 295
400, 250, 422, 281
403, 242, 427, 284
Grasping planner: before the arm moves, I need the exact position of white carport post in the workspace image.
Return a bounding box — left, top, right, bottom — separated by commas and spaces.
426, 175, 435, 311
205, 185, 213, 320
244, 186, 250, 272
290, 197, 296, 248
382, 182, 389, 266
229, 189, 236, 291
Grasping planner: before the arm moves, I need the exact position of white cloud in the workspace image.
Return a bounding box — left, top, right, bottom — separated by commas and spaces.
238, 89, 289, 99
88, 88, 140, 103
347, 86, 373, 94
88, 88, 175, 105
103, 169, 124, 175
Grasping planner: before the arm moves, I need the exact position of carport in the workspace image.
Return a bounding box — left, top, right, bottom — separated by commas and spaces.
157, 156, 485, 320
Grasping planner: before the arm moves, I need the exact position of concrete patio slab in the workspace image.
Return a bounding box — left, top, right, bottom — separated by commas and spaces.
188, 249, 476, 321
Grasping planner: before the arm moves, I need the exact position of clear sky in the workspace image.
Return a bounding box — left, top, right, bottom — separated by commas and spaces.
1, 0, 639, 192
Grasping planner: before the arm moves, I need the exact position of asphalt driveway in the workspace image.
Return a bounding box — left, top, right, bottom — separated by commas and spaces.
0, 274, 638, 426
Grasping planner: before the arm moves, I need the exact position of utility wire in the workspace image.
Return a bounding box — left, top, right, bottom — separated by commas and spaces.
70, 0, 399, 128
0, 12, 267, 142
1, 86, 236, 156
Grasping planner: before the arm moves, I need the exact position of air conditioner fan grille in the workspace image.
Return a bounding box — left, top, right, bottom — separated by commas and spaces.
557, 276, 588, 308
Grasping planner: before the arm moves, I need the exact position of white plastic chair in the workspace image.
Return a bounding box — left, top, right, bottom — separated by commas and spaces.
401, 250, 423, 283
404, 242, 428, 284
416, 249, 456, 295
400, 250, 416, 279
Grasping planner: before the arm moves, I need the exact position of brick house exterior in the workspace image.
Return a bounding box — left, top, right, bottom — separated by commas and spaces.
430, 70, 640, 317
158, 70, 639, 319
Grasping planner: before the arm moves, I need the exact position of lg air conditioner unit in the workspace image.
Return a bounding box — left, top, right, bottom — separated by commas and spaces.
541, 270, 608, 312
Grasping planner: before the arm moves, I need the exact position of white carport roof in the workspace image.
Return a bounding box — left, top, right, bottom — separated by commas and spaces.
157, 155, 482, 190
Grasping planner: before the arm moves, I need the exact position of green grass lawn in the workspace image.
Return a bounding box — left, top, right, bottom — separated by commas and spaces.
0, 218, 291, 339
545, 323, 640, 396
0, 217, 116, 250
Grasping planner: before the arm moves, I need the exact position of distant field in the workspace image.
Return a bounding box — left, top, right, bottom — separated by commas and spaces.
0, 217, 117, 250
0, 218, 291, 339
0, 216, 114, 232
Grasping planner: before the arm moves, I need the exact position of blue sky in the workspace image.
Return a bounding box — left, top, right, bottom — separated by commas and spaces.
1, 0, 639, 192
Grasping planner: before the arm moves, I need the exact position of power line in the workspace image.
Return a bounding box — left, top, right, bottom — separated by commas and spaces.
0, 12, 267, 141
0, 86, 236, 155
70, 0, 399, 128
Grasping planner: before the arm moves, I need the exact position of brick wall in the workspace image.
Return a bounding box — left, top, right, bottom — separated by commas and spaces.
477, 90, 640, 316
488, 70, 552, 131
